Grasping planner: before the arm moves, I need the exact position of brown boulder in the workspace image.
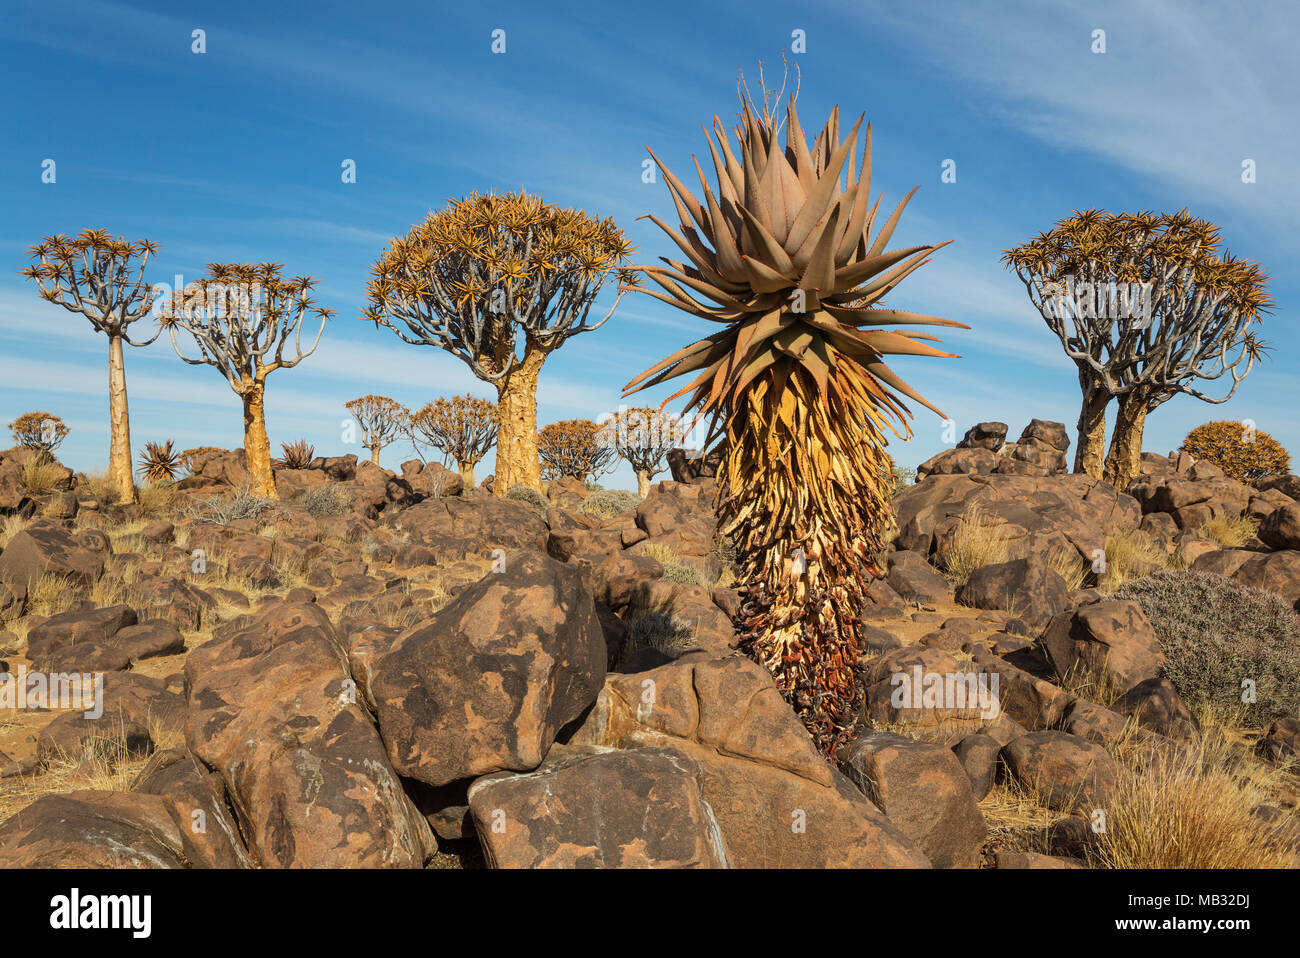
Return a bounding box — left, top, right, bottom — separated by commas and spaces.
184, 600, 432, 868
369, 551, 606, 787
1039, 600, 1166, 695
1000, 730, 1120, 811
837, 731, 986, 868
570, 654, 930, 868
468, 745, 728, 868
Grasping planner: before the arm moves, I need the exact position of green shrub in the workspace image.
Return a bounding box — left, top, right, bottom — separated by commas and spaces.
580, 489, 642, 518
299, 482, 352, 518
505, 485, 548, 516
1114, 570, 1300, 722
1181, 420, 1290, 482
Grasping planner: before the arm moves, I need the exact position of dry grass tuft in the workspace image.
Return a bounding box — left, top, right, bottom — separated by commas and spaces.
1197, 512, 1259, 549
938, 504, 1013, 589
1099, 526, 1171, 591
1093, 720, 1299, 868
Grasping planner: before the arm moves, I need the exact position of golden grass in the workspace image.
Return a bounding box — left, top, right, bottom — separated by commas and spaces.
1099, 526, 1171, 591
1046, 545, 1089, 592
136, 482, 176, 518
24, 573, 82, 618
1197, 512, 1260, 549
939, 503, 1012, 588
79, 470, 116, 503
1093, 720, 1299, 868
20, 459, 65, 495
0, 515, 25, 550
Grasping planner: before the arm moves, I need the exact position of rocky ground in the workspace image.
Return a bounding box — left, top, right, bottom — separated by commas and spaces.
0, 419, 1297, 869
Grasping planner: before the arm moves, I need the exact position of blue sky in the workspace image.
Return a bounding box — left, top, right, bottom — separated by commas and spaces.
1, 0, 1295, 490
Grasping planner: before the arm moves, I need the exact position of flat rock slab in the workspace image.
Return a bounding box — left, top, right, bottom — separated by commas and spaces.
469, 745, 727, 868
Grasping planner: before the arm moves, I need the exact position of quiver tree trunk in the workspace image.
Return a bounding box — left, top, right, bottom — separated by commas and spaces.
241, 381, 278, 499
493, 347, 546, 496
728, 365, 892, 753
459, 462, 477, 487
107, 333, 135, 504
1102, 394, 1150, 491
1075, 381, 1110, 479
635, 469, 652, 498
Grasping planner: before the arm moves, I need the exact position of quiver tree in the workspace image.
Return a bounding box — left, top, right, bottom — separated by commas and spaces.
1003, 209, 1272, 488
1182, 420, 1290, 483
20, 229, 161, 503
625, 77, 965, 752
9, 411, 69, 463
597, 405, 681, 496
537, 418, 617, 483
363, 190, 637, 496
409, 395, 498, 485
159, 263, 331, 499
137, 440, 182, 483
345, 395, 409, 464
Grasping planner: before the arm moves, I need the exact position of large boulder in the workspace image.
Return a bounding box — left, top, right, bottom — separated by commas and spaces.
390, 496, 548, 556
131, 748, 256, 868
569, 654, 930, 868
184, 600, 432, 868
886, 550, 951, 604
958, 555, 1069, 630
369, 551, 607, 787
1038, 600, 1166, 695
0, 519, 106, 610
1000, 731, 1121, 811
0, 791, 194, 868
468, 745, 728, 868
837, 731, 986, 868
1259, 503, 1300, 551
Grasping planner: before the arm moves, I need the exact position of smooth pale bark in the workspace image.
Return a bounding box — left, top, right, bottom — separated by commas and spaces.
635, 469, 652, 498
493, 347, 546, 496
241, 381, 278, 499
458, 461, 476, 487
107, 333, 135, 504
1074, 385, 1110, 479
1102, 397, 1150, 490
370, 446, 381, 465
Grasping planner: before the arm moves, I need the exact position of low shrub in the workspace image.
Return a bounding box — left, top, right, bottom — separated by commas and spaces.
299, 482, 352, 518
505, 485, 548, 516
137, 481, 176, 517
660, 562, 706, 586
579, 489, 642, 518
188, 484, 275, 525
1114, 569, 1300, 722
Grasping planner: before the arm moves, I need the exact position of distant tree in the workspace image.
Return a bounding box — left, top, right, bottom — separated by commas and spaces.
9, 411, 69, 463
1182, 421, 1290, 483
20, 229, 161, 502
159, 262, 331, 499
345, 395, 409, 464
137, 440, 182, 483
537, 419, 616, 482
363, 190, 636, 496
597, 406, 681, 496
1003, 209, 1272, 488
409, 395, 497, 485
